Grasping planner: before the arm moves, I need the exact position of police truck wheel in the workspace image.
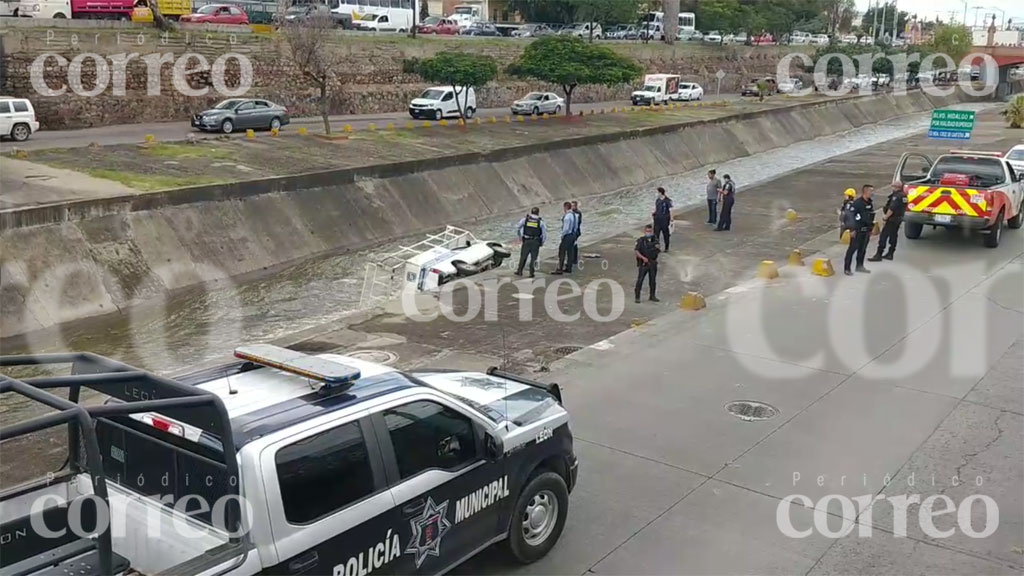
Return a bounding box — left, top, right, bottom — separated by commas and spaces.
452, 260, 480, 277
904, 222, 923, 239
1007, 203, 1024, 229
487, 243, 512, 259
504, 471, 568, 564
983, 211, 1003, 248
220, 119, 234, 134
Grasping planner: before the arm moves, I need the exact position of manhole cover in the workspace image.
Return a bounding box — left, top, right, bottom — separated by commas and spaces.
348, 350, 398, 365
553, 345, 583, 357
725, 401, 779, 421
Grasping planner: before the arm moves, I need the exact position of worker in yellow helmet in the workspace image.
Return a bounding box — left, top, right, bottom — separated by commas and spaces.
839, 188, 857, 239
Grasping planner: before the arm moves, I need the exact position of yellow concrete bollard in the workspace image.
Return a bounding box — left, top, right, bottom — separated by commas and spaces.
407, 121, 415, 129
423, 121, 432, 128
298, 127, 308, 135
788, 249, 804, 266
812, 258, 836, 277
489, 116, 497, 123
517, 116, 525, 123
505, 115, 512, 123
474, 117, 481, 125
246, 129, 255, 139
610, 107, 617, 113
458, 118, 466, 126
387, 122, 395, 130
680, 292, 707, 311
785, 208, 798, 221
270, 127, 279, 137
840, 229, 852, 245
344, 124, 353, 133
440, 119, 448, 127
368, 123, 376, 132
144, 134, 156, 143
758, 260, 780, 280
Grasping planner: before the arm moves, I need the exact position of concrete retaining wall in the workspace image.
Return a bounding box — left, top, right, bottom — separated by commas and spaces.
0, 90, 978, 337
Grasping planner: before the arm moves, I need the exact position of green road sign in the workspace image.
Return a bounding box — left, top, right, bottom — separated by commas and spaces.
928, 109, 975, 140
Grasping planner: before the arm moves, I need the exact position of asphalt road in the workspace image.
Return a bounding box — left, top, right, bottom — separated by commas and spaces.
2, 94, 740, 151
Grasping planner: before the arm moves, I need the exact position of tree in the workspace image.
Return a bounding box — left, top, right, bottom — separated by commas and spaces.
419, 0, 429, 21
138, 0, 173, 31
281, 12, 344, 135
570, 0, 642, 40
509, 35, 642, 117
415, 52, 499, 121
1004, 95, 1024, 129
860, 2, 909, 40
822, 0, 856, 33
927, 24, 971, 64
698, 0, 741, 33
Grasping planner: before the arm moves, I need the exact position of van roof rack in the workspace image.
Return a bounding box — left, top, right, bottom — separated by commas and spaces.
0, 352, 244, 575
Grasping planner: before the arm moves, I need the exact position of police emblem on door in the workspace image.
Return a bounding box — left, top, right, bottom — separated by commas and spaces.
405, 497, 452, 568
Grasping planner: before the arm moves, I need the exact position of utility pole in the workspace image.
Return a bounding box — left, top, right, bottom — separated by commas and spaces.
872, 0, 879, 40
880, 1, 888, 41
892, 0, 899, 41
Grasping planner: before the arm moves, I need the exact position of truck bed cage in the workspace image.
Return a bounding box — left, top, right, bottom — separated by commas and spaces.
360, 225, 479, 308
0, 352, 244, 575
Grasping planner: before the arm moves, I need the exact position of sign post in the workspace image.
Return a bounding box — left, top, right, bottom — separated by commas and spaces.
928, 109, 975, 140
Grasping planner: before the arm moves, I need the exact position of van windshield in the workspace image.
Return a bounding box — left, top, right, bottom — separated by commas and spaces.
420, 89, 447, 100
642, 85, 659, 92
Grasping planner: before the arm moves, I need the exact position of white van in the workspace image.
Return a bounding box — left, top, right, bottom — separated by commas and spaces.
352, 9, 412, 32
16, 0, 70, 18
631, 74, 681, 106
0, 97, 40, 142
566, 22, 602, 39
408, 86, 477, 121
790, 31, 812, 44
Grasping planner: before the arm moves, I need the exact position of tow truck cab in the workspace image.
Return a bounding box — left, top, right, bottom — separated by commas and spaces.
0, 346, 577, 576
894, 150, 1024, 248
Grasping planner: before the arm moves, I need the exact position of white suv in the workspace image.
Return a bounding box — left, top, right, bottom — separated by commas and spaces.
0, 97, 40, 142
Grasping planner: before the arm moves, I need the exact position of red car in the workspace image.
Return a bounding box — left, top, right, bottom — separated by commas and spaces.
180, 4, 249, 25
417, 16, 459, 35
752, 33, 776, 45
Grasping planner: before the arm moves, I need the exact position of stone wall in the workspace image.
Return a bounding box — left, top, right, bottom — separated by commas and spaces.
0, 20, 803, 129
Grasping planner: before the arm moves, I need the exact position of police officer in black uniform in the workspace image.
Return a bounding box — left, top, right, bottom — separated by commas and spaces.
634, 224, 661, 303
652, 187, 673, 251
843, 184, 875, 276
868, 181, 908, 262
515, 207, 547, 278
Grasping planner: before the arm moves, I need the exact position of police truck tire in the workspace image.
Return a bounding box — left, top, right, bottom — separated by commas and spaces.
983, 211, 1003, 248
904, 222, 923, 239
487, 243, 512, 259
504, 471, 569, 564
1008, 203, 1023, 229
452, 260, 480, 277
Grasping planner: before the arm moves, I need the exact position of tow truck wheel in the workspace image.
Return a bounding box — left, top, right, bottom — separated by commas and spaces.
904, 222, 923, 239
452, 260, 480, 277
504, 471, 569, 564
1008, 203, 1023, 229
983, 211, 1003, 248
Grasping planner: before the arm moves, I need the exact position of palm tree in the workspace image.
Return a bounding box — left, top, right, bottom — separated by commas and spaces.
1005, 95, 1024, 129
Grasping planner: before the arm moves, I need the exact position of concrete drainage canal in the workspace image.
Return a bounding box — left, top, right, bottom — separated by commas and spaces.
725, 400, 779, 422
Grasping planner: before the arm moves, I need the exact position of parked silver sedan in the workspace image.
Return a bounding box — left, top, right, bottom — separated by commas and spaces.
510, 92, 565, 116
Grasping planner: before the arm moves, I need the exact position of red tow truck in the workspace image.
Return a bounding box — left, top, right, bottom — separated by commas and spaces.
894, 150, 1024, 248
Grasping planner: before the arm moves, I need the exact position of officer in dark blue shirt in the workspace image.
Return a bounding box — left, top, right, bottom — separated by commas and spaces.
843, 185, 875, 275
634, 224, 661, 303
868, 181, 908, 262
652, 187, 673, 251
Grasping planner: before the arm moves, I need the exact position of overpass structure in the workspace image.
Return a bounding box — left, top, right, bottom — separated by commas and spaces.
972, 41, 1024, 98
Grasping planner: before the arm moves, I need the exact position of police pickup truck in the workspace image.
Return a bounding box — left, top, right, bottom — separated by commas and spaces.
0, 346, 577, 576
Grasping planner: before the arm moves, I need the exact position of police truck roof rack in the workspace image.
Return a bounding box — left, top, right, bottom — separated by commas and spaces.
0, 352, 244, 576
233, 344, 361, 394
486, 367, 562, 404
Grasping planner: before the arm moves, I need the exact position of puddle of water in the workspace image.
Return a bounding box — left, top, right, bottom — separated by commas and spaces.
6, 104, 994, 376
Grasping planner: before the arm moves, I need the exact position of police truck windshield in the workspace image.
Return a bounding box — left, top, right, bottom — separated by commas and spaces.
930, 156, 1007, 187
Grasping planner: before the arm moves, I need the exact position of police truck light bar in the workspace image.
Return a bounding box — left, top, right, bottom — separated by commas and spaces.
234, 344, 361, 388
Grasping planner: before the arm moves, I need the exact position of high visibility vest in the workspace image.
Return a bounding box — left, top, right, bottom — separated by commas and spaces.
522, 215, 543, 239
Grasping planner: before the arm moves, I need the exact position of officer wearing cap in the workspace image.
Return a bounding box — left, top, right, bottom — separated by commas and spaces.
843, 185, 875, 276
634, 224, 661, 303
839, 187, 856, 239
868, 181, 908, 262
515, 207, 547, 278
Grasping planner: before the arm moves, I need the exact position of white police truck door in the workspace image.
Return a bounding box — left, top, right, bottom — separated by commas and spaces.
373, 398, 506, 574
261, 416, 404, 575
